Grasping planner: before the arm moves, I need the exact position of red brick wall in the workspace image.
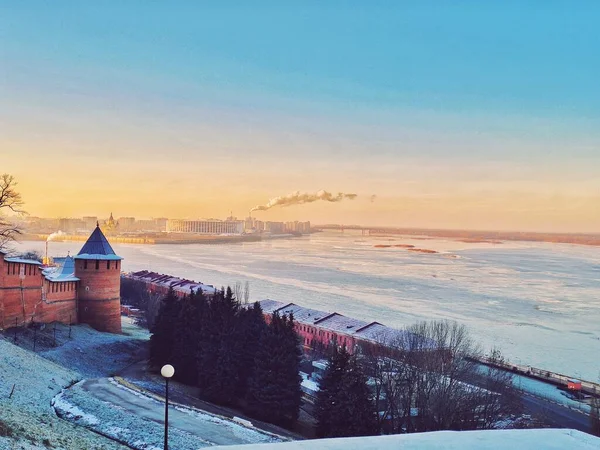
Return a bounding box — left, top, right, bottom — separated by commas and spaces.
0, 258, 44, 328
43, 279, 78, 324
75, 259, 122, 333
262, 312, 357, 354
0, 256, 79, 329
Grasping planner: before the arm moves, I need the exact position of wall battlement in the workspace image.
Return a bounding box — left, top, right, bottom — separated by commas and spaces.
0, 225, 122, 333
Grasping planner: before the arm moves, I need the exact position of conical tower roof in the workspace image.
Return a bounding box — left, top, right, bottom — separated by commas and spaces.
75, 225, 122, 260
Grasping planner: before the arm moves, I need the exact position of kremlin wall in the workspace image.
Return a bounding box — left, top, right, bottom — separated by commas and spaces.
0, 225, 122, 333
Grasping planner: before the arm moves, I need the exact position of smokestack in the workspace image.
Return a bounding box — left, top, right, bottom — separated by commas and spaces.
250, 190, 358, 213
45, 231, 65, 265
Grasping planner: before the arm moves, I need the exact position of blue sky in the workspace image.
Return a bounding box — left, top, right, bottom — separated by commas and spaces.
1, 2, 599, 230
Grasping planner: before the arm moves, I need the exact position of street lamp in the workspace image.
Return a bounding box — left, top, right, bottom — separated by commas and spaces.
161, 364, 175, 450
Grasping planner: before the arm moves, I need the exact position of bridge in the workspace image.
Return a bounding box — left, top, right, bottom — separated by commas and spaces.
312, 224, 403, 236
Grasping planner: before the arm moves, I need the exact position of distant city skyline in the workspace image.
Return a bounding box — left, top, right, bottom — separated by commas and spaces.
2, 2, 599, 232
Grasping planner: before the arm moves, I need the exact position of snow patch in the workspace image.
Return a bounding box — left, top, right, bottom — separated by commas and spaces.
52, 389, 100, 425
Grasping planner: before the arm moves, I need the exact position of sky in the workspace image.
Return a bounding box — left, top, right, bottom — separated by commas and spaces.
1, 1, 599, 232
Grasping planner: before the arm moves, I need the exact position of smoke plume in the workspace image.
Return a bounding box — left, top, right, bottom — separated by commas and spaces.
250, 190, 358, 213
46, 231, 65, 242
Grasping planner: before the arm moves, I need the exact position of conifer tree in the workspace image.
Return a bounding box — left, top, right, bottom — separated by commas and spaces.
234, 302, 268, 399
245, 312, 302, 425
338, 355, 378, 436
315, 346, 351, 437
197, 289, 223, 398
149, 287, 180, 370
200, 287, 243, 403
315, 346, 377, 438
171, 289, 205, 385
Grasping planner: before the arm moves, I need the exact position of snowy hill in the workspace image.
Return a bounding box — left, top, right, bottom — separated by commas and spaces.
0, 334, 127, 449
214, 429, 600, 450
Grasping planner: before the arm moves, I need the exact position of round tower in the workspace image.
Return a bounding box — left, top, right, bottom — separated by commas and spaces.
74, 223, 122, 333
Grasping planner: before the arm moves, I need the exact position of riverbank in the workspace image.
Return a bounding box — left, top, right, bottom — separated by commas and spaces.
21, 233, 302, 245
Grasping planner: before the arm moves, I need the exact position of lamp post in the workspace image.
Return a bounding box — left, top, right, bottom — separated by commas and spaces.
161, 364, 175, 450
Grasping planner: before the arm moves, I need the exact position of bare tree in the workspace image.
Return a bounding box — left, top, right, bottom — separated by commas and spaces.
233, 281, 243, 304
144, 290, 164, 330
120, 278, 164, 329
233, 281, 251, 304
0, 174, 25, 252
244, 281, 250, 304
358, 320, 521, 434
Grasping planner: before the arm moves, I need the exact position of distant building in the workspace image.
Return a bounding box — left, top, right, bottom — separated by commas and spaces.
244, 216, 255, 232
82, 216, 98, 230
153, 218, 168, 232
124, 270, 217, 297
284, 221, 311, 234
58, 218, 86, 233
118, 216, 136, 231
101, 213, 119, 236
257, 299, 434, 355
264, 221, 285, 234
166, 219, 243, 235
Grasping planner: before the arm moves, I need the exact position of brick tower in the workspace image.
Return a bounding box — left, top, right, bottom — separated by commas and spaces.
74, 223, 122, 333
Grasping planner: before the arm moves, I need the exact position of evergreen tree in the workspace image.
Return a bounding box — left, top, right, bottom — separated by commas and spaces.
337, 356, 378, 437
199, 287, 242, 403
315, 347, 377, 438
245, 312, 302, 426
171, 289, 206, 385
197, 289, 223, 398
149, 288, 180, 370
234, 302, 268, 399
315, 346, 351, 437
280, 313, 303, 421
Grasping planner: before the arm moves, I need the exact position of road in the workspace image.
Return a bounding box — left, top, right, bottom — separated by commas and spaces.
522, 393, 591, 433
79, 378, 281, 447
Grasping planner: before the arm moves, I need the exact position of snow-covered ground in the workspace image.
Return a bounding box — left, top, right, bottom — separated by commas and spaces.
2, 316, 285, 450
40, 318, 149, 378
0, 334, 126, 449
213, 429, 600, 450
52, 377, 284, 450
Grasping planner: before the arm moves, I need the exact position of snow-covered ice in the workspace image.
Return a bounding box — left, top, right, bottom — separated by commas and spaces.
18, 233, 599, 380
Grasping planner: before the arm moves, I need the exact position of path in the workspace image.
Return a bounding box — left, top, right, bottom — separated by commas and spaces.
79, 378, 281, 447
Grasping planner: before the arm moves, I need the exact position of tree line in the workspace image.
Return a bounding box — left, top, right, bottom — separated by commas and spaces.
314, 320, 522, 438
147, 286, 522, 437
149, 287, 302, 426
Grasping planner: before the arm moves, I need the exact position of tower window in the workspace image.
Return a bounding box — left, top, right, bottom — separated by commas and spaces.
107, 261, 110, 270
84, 260, 88, 269
95, 260, 99, 270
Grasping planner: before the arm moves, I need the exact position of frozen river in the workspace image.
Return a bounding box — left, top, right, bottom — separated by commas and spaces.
16, 232, 600, 381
